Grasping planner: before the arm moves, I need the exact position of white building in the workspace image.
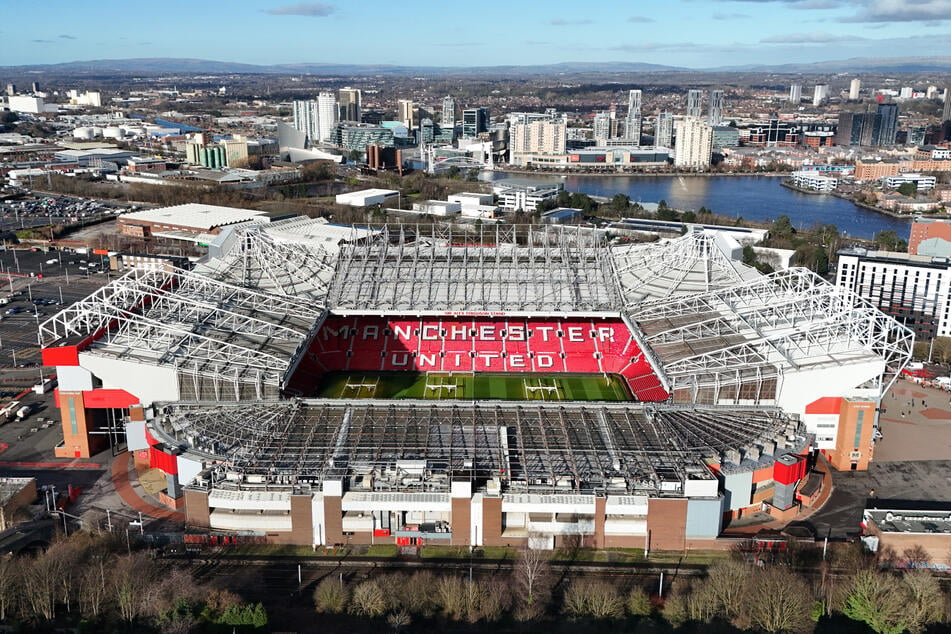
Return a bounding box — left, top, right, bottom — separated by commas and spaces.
492, 183, 563, 213
883, 173, 936, 191
789, 84, 802, 103
510, 120, 567, 166
397, 99, 414, 130
654, 112, 673, 149
293, 93, 337, 145
625, 90, 642, 142
674, 117, 713, 169
335, 188, 399, 207
791, 171, 838, 192
849, 79, 861, 101
411, 200, 461, 216
837, 249, 951, 339
686, 90, 703, 118
593, 112, 613, 144
441, 96, 455, 128
6, 95, 44, 114
708, 90, 724, 126
813, 84, 829, 106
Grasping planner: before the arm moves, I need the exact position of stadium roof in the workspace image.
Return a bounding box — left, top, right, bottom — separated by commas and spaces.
612, 229, 760, 304
154, 400, 800, 495
631, 267, 914, 403
328, 225, 622, 315
119, 203, 269, 231
195, 222, 340, 304
39, 268, 321, 396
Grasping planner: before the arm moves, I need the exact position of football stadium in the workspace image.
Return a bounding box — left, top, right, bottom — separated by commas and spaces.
39, 217, 913, 550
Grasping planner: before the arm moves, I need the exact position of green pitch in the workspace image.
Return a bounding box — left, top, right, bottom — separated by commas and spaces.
315, 372, 631, 402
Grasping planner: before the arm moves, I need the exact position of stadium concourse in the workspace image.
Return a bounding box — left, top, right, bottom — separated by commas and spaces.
39, 218, 913, 551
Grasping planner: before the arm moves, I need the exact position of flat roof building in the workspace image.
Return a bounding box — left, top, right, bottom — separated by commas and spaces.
116, 203, 271, 240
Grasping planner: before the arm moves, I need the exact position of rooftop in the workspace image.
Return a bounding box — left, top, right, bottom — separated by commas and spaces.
119, 203, 269, 231
155, 400, 799, 495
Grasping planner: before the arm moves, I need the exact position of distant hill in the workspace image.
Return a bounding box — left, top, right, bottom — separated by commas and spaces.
2, 56, 949, 76
0, 58, 686, 76
712, 56, 951, 74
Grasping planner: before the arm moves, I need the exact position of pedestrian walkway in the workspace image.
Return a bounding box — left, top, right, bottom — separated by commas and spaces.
110, 450, 184, 522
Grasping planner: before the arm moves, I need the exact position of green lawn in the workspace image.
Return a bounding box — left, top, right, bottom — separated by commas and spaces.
315, 371, 631, 402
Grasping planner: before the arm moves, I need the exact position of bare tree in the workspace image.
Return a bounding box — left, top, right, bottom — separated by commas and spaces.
626, 585, 652, 617
79, 557, 109, 620
22, 547, 66, 622
390, 571, 438, 618
387, 608, 412, 632
742, 567, 813, 633
514, 547, 550, 608
435, 575, 467, 620
350, 580, 388, 618
705, 558, 752, 620
0, 556, 20, 621
314, 576, 349, 614
902, 570, 945, 633
112, 552, 155, 624
563, 578, 625, 620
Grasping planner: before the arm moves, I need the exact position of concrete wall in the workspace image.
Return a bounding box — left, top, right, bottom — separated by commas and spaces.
685, 497, 724, 539
721, 470, 754, 512
777, 359, 883, 415
78, 353, 180, 405
184, 488, 210, 528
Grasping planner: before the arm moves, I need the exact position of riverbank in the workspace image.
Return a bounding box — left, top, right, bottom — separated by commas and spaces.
829, 192, 918, 220
492, 167, 788, 179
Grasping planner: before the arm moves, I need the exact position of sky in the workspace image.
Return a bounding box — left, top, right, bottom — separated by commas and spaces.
2, 0, 951, 68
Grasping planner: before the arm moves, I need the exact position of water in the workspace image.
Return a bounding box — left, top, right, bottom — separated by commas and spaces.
483, 172, 910, 240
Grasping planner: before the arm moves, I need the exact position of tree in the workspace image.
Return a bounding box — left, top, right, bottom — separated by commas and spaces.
435, 575, 467, 620
843, 569, 908, 634
874, 230, 907, 252
902, 569, 944, 633
897, 182, 918, 197
314, 576, 350, 614
514, 547, 550, 608
0, 556, 19, 621
706, 558, 752, 621
741, 567, 813, 633
387, 608, 412, 632
626, 586, 652, 617
772, 214, 796, 239
351, 580, 388, 618
563, 578, 624, 620
609, 193, 631, 213
112, 552, 154, 624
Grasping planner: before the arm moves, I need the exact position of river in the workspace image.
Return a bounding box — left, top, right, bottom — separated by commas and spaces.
482, 172, 911, 240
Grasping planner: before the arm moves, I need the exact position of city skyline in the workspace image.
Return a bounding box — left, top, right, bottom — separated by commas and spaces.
3, 0, 951, 69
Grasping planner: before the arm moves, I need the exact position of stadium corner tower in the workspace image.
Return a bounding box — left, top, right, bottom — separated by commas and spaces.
40, 219, 912, 550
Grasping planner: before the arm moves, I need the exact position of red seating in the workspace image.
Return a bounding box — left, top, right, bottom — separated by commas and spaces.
302, 315, 669, 401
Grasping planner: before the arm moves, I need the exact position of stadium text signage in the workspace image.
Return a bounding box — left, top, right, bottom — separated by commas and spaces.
319, 321, 622, 372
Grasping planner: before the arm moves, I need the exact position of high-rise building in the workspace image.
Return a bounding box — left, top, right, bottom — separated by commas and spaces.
292, 93, 338, 145
708, 90, 724, 126
625, 89, 642, 143
899, 87, 913, 100
5, 83, 15, 97
397, 99, 415, 129
654, 112, 673, 148
849, 79, 861, 101
813, 84, 829, 106
441, 96, 456, 128
875, 103, 899, 146
338, 87, 361, 122
30, 81, 40, 94
789, 84, 802, 103
686, 90, 703, 118
926, 85, 939, 100
674, 117, 713, 168
510, 119, 567, 165
593, 112, 613, 144
462, 108, 489, 138
837, 247, 951, 340
943, 87, 951, 122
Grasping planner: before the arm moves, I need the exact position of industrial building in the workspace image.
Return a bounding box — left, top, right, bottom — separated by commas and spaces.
39, 220, 912, 550
116, 203, 271, 240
